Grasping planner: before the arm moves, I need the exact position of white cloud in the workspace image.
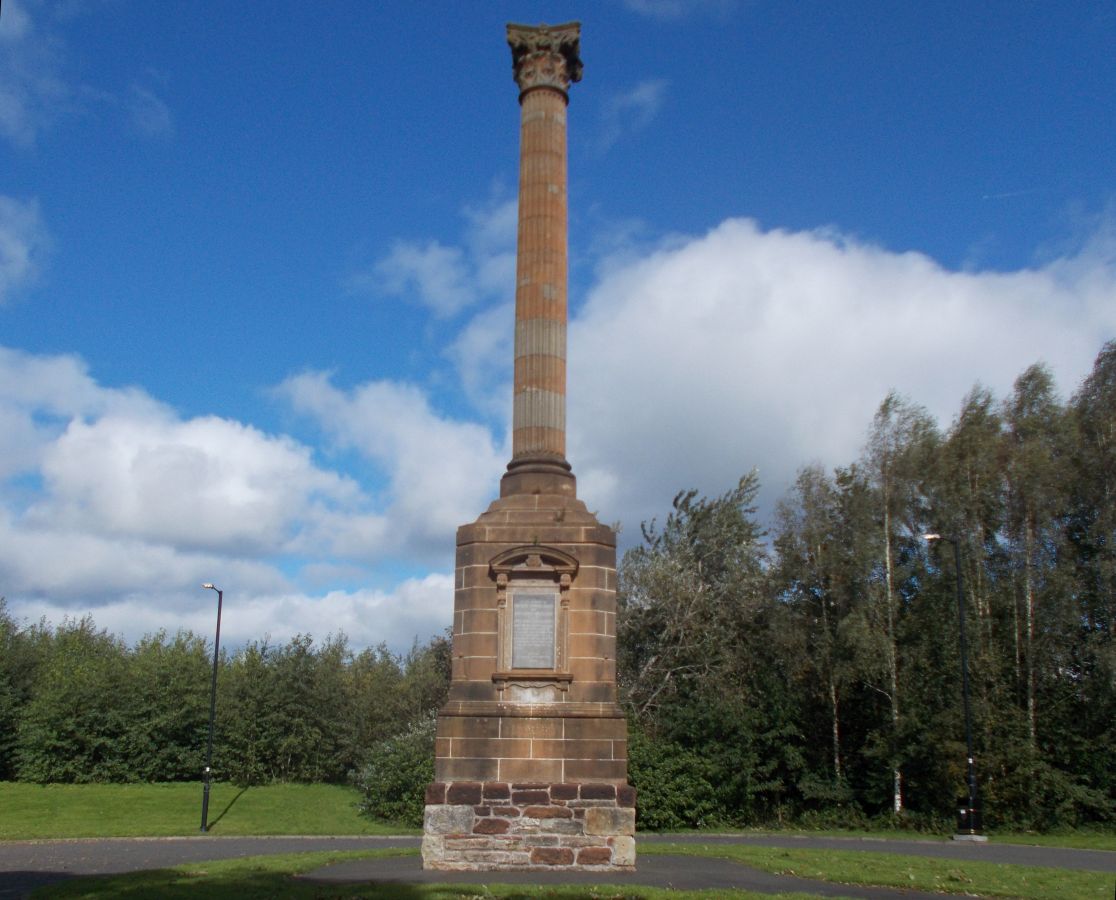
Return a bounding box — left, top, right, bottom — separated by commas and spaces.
621, 0, 737, 19
0, 195, 48, 303
567, 218, 1116, 533
0, 3, 175, 147
0, 0, 68, 147
9, 573, 454, 653
0, 347, 453, 652
596, 79, 668, 152
351, 197, 518, 319
277, 371, 506, 558
367, 239, 476, 317
27, 412, 360, 555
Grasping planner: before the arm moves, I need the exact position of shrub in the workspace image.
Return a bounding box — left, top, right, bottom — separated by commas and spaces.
352, 713, 435, 827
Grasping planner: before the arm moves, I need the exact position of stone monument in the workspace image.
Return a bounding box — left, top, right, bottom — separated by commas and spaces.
421, 22, 635, 872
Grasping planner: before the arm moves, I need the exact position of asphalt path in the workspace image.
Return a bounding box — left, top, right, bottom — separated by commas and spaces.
2, 833, 1114, 899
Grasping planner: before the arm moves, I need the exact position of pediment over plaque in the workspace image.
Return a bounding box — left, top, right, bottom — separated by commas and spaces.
489, 546, 579, 581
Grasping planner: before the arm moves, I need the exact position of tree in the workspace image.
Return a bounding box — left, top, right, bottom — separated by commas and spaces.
860, 392, 938, 815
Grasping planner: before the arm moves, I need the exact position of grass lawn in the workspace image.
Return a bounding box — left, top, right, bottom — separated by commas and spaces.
0, 782, 412, 839
655, 825, 1116, 852
33, 843, 1114, 900
644, 842, 1113, 900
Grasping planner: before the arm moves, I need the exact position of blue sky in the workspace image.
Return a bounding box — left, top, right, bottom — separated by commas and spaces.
2, 0, 1114, 651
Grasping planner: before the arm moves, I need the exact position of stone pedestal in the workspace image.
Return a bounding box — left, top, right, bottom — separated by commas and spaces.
423, 781, 635, 870
422, 489, 635, 870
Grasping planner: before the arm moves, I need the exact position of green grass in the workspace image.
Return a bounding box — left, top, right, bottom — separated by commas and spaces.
0, 782, 412, 839
35, 849, 819, 900
653, 825, 1116, 851
644, 842, 1114, 900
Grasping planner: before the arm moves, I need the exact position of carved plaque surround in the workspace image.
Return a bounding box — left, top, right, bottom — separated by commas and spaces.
490, 546, 577, 700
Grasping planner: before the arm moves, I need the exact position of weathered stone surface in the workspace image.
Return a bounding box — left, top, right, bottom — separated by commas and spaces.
482, 782, 511, 800
576, 847, 612, 865
424, 805, 475, 835
579, 783, 616, 800
617, 785, 637, 807
551, 782, 579, 800
473, 817, 510, 835
609, 835, 636, 866
530, 847, 576, 866
425, 782, 447, 805
511, 789, 549, 805
446, 782, 483, 804
584, 806, 635, 836
522, 805, 572, 818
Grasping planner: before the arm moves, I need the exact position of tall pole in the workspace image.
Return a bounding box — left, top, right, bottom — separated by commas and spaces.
502, 22, 581, 497
200, 583, 223, 833
924, 535, 984, 840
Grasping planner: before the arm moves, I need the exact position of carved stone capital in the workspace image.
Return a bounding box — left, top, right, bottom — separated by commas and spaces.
507, 21, 582, 99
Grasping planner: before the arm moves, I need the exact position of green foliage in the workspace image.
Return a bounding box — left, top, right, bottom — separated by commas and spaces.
627, 727, 721, 830
352, 712, 436, 827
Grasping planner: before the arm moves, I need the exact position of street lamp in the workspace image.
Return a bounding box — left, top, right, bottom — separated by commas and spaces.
922, 535, 986, 841
200, 583, 224, 833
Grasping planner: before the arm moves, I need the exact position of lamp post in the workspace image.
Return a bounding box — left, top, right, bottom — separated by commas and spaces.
200, 583, 223, 833
922, 535, 986, 841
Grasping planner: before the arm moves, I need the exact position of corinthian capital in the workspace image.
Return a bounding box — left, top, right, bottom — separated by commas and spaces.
507, 22, 583, 98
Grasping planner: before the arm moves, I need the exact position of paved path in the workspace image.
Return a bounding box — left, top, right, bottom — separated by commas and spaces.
1, 833, 1113, 899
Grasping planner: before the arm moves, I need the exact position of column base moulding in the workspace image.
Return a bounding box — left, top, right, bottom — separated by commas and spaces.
422, 780, 636, 871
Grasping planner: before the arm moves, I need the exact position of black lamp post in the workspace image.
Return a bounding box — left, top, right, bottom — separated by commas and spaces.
200, 583, 224, 833
923, 534, 985, 841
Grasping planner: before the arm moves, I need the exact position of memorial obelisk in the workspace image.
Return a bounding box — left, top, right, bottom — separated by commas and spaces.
421, 22, 635, 872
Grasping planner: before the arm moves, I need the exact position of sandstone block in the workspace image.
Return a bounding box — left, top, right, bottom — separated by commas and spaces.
446, 782, 483, 804
474, 817, 510, 835
523, 805, 572, 818
585, 806, 635, 836
576, 847, 612, 865
551, 783, 579, 800
530, 847, 575, 866
425, 782, 447, 805
482, 782, 511, 800
424, 804, 475, 835
610, 835, 636, 866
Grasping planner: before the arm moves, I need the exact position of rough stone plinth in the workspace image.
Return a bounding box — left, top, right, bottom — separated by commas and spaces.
422, 781, 636, 871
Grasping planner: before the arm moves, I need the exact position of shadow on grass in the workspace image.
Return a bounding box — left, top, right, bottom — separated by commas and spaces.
41, 870, 653, 900
44, 870, 434, 899
205, 786, 249, 832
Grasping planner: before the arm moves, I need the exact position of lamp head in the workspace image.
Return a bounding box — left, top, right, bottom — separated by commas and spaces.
922, 533, 941, 542
202, 583, 216, 590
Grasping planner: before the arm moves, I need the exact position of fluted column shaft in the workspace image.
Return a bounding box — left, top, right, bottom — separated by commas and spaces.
504, 23, 582, 488
513, 85, 569, 461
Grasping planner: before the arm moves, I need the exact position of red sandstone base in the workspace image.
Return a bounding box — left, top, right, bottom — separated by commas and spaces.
422, 781, 636, 871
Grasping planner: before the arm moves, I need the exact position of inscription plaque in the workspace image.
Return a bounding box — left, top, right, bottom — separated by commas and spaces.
511, 590, 556, 668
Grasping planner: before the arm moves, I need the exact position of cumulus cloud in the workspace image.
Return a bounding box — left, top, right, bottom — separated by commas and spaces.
350, 197, 517, 319
276, 371, 506, 557
12, 573, 454, 652
566, 218, 1116, 532
0, 195, 48, 303
0, 346, 449, 652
